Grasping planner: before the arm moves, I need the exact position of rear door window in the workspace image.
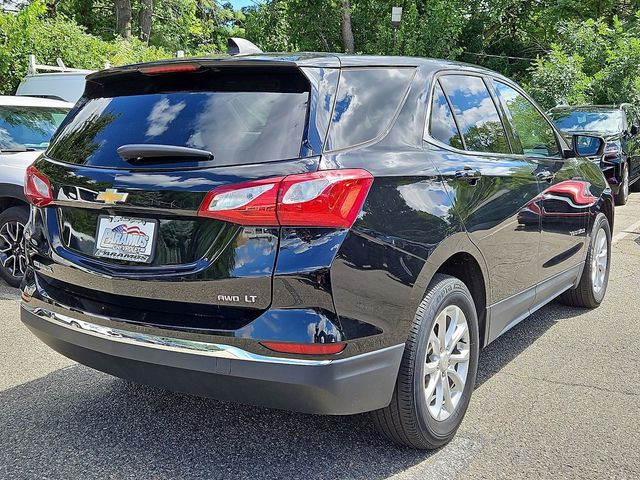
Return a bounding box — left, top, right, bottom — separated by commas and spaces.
325, 67, 415, 151
439, 75, 510, 154
46, 68, 310, 169
428, 81, 463, 149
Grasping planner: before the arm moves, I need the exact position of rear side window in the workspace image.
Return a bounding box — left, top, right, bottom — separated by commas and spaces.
428, 82, 463, 149
47, 68, 310, 168
325, 68, 415, 151
439, 75, 510, 154
493, 81, 559, 157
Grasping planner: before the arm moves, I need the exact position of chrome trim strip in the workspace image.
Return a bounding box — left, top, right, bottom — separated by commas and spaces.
22, 304, 331, 366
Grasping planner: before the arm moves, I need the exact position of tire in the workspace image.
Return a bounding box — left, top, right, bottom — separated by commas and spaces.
0, 206, 30, 288
614, 162, 629, 205
560, 213, 611, 308
371, 274, 480, 450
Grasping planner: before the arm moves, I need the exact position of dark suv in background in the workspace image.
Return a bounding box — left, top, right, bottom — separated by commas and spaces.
20, 54, 614, 449
549, 104, 640, 205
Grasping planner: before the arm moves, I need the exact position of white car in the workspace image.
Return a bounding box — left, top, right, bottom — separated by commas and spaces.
0, 95, 72, 286
16, 71, 91, 103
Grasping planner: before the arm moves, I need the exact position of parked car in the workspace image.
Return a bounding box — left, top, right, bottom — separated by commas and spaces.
15, 56, 92, 103
0, 95, 72, 286
548, 104, 640, 205
20, 55, 614, 449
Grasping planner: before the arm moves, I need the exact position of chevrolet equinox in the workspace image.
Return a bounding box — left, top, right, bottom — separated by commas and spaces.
20, 54, 614, 449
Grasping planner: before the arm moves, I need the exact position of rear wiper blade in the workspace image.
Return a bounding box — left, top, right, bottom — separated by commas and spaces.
116, 144, 214, 162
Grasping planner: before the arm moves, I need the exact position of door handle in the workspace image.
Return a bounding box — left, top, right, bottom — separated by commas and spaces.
535, 170, 556, 182
455, 167, 482, 184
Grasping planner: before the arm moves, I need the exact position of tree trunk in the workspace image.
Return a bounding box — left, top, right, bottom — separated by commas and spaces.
139, 0, 153, 43
115, 0, 132, 39
340, 1, 355, 54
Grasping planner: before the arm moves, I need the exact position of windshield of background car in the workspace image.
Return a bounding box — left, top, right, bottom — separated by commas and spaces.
46, 68, 311, 168
0, 106, 69, 150
548, 109, 622, 135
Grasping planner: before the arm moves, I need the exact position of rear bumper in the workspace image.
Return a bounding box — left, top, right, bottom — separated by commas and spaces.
20, 303, 404, 415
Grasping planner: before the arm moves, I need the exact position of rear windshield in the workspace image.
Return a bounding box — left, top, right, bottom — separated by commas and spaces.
0, 106, 69, 150
46, 68, 310, 168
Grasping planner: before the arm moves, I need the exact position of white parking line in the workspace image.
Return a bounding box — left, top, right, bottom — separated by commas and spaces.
612, 218, 640, 245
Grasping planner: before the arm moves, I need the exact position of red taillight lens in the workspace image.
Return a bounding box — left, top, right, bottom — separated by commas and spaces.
198, 178, 283, 225
277, 169, 374, 228
261, 341, 346, 355
197, 169, 373, 228
24, 165, 53, 207
140, 63, 199, 75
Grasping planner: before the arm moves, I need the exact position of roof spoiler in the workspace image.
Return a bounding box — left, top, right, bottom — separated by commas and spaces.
227, 38, 263, 55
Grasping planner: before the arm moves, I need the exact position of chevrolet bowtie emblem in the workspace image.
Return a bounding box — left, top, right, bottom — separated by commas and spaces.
96, 189, 128, 204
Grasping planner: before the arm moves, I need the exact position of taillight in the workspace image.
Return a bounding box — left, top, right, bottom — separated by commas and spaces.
198, 178, 283, 225
261, 341, 346, 355
24, 165, 53, 207
197, 169, 373, 228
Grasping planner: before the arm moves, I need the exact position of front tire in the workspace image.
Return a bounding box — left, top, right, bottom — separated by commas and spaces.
372, 274, 479, 449
560, 213, 611, 308
614, 162, 629, 205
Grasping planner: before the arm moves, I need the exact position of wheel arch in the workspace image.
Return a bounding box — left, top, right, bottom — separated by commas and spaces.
0, 183, 28, 213
411, 233, 490, 347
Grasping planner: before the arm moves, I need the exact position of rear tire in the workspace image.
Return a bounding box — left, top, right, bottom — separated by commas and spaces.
0, 206, 30, 288
371, 274, 479, 449
560, 213, 611, 308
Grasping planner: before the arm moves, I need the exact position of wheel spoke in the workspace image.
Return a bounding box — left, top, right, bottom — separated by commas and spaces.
425, 373, 438, 400
450, 348, 469, 365
442, 375, 454, 413
434, 375, 444, 417
448, 368, 465, 391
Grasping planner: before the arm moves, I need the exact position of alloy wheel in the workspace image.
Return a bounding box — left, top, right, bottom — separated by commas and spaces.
424, 305, 470, 421
0, 221, 27, 280
591, 227, 608, 294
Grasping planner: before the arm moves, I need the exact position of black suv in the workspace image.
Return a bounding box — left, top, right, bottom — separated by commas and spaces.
549, 104, 640, 205
20, 55, 614, 449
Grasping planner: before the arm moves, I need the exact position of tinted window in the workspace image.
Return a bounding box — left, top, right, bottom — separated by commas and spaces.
0, 106, 68, 150
428, 82, 463, 149
494, 82, 559, 157
325, 68, 414, 151
548, 109, 622, 135
439, 75, 509, 154
47, 69, 310, 168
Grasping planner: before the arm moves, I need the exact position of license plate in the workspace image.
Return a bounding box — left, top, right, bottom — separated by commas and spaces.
94, 215, 157, 264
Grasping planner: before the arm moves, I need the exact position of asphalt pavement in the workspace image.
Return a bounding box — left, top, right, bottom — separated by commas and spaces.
1, 195, 639, 479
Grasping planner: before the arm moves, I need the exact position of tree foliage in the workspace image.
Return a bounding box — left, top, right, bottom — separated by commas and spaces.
4, 0, 640, 107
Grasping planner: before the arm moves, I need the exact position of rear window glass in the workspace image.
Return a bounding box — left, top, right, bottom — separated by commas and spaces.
439, 75, 510, 154
325, 67, 415, 151
0, 106, 69, 150
46, 69, 310, 168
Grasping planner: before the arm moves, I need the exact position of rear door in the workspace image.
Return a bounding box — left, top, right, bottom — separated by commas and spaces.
491, 79, 589, 302
429, 73, 541, 342
33, 63, 334, 330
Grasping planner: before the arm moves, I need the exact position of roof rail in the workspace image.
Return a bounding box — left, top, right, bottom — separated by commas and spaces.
27, 55, 97, 75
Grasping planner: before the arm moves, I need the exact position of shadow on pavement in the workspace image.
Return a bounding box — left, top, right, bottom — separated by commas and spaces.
0, 365, 436, 480
475, 301, 588, 387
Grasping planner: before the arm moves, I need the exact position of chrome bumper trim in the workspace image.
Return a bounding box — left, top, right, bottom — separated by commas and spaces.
21, 303, 331, 366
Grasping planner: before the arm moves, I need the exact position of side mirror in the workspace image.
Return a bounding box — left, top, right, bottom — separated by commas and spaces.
572, 134, 605, 158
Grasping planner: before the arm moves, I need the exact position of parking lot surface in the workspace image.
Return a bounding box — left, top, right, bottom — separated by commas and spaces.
1, 196, 639, 480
